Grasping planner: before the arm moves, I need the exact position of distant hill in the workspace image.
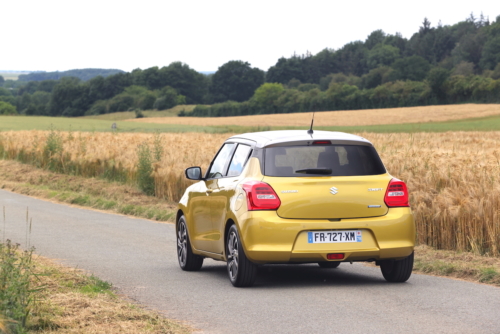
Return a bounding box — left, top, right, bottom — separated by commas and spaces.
17, 68, 125, 82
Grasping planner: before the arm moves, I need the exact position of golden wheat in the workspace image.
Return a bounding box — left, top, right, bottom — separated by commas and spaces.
128, 104, 500, 127
1, 130, 499, 256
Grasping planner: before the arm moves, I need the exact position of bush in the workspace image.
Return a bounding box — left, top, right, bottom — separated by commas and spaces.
0, 101, 17, 115
135, 109, 144, 118
153, 97, 175, 111
88, 100, 108, 115
138, 92, 156, 110
153, 86, 180, 111
491, 63, 500, 80
43, 126, 63, 171
136, 143, 154, 195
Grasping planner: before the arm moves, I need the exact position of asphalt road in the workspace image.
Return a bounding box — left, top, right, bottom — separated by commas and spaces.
1, 189, 500, 334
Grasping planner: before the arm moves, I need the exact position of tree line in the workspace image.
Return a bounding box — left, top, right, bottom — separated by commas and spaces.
1, 13, 500, 117
188, 13, 500, 117
17, 68, 124, 82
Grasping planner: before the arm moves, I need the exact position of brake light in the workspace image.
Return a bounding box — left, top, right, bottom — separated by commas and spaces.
384, 178, 410, 207
313, 140, 331, 145
241, 181, 281, 210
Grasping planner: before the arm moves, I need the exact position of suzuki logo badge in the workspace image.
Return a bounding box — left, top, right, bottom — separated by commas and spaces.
330, 187, 338, 195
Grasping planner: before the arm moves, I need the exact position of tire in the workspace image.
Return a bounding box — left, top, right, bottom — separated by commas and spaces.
177, 216, 203, 271
226, 225, 257, 287
318, 261, 341, 269
380, 252, 414, 282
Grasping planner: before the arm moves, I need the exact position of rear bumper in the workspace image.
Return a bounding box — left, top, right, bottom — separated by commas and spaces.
237, 208, 415, 264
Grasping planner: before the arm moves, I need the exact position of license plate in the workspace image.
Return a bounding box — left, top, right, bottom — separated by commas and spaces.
308, 230, 362, 243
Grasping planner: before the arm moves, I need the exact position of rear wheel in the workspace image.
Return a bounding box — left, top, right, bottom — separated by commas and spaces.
318, 261, 341, 269
177, 216, 203, 271
227, 225, 257, 287
380, 252, 414, 282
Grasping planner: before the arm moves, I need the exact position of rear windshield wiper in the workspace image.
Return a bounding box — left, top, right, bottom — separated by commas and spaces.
295, 168, 332, 175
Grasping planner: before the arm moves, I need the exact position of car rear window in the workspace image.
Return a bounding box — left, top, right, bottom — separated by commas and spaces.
264, 145, 386, 177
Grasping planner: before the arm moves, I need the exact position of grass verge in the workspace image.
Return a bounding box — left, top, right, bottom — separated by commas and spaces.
0, 160, 176, 222
25, 254, 191, 333
413, 245, 500, 286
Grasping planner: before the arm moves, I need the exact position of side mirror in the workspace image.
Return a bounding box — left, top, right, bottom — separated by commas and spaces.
185, 167, 202, 180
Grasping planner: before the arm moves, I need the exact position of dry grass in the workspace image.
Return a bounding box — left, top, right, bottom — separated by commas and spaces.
30, 256, 192, 334
127, 104, 500, 127
1, 130, 500, 256
413, 245, 500, 286
0, 160, 176, 221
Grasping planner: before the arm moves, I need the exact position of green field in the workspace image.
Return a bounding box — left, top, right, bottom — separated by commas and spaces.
0, 115, 222, 133
2, 113, 500, 134
0, 71, 26, 80
316, 114, 500, 133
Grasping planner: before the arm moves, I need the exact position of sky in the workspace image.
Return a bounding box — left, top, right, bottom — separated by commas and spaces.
2, 0, 499, 73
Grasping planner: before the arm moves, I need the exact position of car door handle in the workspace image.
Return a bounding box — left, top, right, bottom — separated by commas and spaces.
206, 189, 213, 194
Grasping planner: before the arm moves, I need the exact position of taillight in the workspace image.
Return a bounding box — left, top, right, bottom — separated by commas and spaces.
384, 178, 410, 207
241, 181, 281, 210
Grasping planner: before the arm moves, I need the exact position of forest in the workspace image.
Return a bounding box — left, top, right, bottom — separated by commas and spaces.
1, 13, 499, 117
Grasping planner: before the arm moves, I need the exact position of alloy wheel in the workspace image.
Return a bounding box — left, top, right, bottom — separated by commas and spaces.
227, 230, 239, 280
177, 221, 188, 267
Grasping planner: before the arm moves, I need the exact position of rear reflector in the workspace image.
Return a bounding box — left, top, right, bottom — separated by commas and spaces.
327, 253, 345, 260
384, 178, 410, 207
242, 181, 281, 210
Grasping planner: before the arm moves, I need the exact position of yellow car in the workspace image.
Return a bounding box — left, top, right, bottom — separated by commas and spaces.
177, 130, 415, 287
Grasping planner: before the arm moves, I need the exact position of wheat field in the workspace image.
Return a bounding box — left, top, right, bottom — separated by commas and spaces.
128, 104, 500, 127
0, 130, 499, 256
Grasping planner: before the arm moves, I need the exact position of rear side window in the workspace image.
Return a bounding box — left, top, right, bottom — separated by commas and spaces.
227, 144, 252, 177
264, 145, 386, 177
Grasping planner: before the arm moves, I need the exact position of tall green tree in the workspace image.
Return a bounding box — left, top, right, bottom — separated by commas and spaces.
250, 83, 284, 113
365, 30, 386, 49
49, 77, 89, 116
210, 61, 264, 102
426, 67, 450, 101
361, 66, 394, 89
391, 56, 431, 81
266, 57, 304, 84
452, 32, 486, 66
479, 36, 500, 69
158, 62, 209, 104
335, 41, 368, 76
367, 44, 400, 69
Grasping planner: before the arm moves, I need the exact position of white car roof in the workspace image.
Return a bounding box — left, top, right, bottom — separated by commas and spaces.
227, 130, 373, 148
